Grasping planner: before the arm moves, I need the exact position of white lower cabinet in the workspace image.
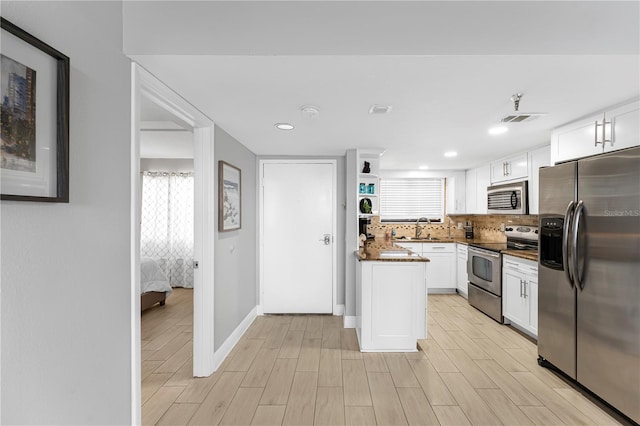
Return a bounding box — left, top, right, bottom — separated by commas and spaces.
356, 260, 427, 351
456, 244, 468, 297
423, 244, 456, 292
396, 242, 456, 293
502, 255, 538, 337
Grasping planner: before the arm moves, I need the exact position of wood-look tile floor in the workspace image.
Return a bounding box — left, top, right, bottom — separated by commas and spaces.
142, 289, 622, 425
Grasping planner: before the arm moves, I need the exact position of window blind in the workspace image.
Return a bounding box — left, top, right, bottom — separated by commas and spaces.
379, 178, 445, 221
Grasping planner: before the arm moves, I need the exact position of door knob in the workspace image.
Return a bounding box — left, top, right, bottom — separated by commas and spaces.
319, 234, 332, 245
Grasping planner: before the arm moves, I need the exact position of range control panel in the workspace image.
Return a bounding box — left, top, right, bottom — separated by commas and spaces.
505, 225, 539, 242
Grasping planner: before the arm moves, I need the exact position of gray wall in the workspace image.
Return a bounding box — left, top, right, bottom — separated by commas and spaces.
258, 156, 347, 308
1, 2, 132, 424
214, 126, 258, 350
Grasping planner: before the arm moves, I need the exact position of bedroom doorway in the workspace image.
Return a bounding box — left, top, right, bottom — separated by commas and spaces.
131, 64, 216, 424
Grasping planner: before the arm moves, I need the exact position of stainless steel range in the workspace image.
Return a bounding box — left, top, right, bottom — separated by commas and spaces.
467, 225, 538, 323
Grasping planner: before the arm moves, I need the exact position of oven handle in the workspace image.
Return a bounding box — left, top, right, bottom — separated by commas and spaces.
562, 201, 575, 288
468, 247, 501, 258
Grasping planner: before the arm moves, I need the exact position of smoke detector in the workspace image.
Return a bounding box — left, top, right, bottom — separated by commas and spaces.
300, 105, 320, 119
501, 93, 546, 123
369, 104, 392, 115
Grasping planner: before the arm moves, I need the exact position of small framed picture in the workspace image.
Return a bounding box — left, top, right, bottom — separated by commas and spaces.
1, 18, 70, 202
218, 161, 241, 232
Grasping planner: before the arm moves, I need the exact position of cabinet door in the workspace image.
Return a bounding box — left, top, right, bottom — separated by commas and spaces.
503, 268, 527, 326
528, 145, 551, 215
607, 101, 640, 153
369, 263, 423, 350
551, 116, 602, 164
506, 153, 528, 181
465, 169, 477, 214
527, 274, 538, 336
490, 160, 508, 183
456, 248, 469, 296
425, 251, 455, 289
446, 171, 466, 214
476, 165, 491, 213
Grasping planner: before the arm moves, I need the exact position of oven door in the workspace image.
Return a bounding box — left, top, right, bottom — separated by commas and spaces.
467, 247, 502, 295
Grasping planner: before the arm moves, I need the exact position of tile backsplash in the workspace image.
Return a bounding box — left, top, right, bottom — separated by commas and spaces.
367, 214, 538, 242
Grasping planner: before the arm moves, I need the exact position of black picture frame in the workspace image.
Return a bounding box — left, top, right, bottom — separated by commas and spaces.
1, 17, 70, 202
218, 161, 241, 232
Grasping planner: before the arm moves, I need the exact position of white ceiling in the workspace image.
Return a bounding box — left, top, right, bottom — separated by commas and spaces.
126, 1, 640, 170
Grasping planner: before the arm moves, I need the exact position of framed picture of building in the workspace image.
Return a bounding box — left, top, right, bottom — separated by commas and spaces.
218, 161, 241, 231
1, 18, 70, 202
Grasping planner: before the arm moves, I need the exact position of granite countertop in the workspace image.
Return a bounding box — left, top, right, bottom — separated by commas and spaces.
395, 238, 539, 262
392, 237, 487, 245
359, 236, 538, 262
502, 249, 538, 262
354, 247, 430, 262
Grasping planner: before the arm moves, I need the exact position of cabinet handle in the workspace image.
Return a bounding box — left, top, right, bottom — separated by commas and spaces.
609, 117, 615, 147
523, 280, 528, 299
594, 120, 601, 146
503, 162, 507, 176
520, 279, 523, 297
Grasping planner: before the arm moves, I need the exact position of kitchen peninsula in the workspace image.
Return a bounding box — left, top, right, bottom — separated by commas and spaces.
354, 241, 429, 352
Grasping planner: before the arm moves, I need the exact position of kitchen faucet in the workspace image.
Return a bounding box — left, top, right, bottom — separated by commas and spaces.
415, 217, 431, 239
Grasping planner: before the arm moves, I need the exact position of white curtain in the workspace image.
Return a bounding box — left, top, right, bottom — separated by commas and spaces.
141, 171, 194, 288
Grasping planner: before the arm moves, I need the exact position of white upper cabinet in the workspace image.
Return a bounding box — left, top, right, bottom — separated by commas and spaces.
490, 152, 529, 183
527, 145, 551, 215
551, 100, 639, 164
464, 164, 490, 214
446, 171, 466, 214
476, 165, 491, 213
465, 168, 477, 214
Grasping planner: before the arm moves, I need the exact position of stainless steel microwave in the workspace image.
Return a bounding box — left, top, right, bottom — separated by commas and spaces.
487, 181, 528, 214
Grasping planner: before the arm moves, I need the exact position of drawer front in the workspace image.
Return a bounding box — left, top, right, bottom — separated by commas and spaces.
422, 243, 454, 253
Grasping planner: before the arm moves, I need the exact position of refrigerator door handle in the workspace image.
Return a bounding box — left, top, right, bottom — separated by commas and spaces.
573, 200, 586, 290
563, 201, 576, 288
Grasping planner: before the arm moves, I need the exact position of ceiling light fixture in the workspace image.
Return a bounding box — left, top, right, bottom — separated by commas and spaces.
444, 151, 458, 158
489, 126, 508, 135
418, 165, 429, 170
274, 123, 294, 130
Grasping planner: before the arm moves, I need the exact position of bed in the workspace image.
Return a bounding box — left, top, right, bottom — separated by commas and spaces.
141, 257, 172, 311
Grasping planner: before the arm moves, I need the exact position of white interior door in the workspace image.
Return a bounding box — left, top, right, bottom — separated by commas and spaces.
261, 161, 334, 313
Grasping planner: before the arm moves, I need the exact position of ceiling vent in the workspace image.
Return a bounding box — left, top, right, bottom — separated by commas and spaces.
501, 113, 545, 123
501, 93, 546, 123
369, 104, 392, 115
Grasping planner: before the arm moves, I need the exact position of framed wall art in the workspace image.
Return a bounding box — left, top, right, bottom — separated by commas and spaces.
1, 17, 70, 202
218, 160, 241, 231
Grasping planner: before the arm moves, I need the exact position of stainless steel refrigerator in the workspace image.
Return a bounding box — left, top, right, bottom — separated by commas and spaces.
538, 146, 640, 424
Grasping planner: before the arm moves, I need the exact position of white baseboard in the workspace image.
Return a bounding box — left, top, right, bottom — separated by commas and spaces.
333, 304, 345, 316
343, 316, 356, 328
213, 306, 257, 371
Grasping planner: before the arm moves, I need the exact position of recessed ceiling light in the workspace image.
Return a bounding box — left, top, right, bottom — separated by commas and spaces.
418, 165, 429, 170
275, 123, 294, 130
489, 126, 508, 135
300, 105, 320, 119
444, 151, 458, 158
369, 104, 392, 115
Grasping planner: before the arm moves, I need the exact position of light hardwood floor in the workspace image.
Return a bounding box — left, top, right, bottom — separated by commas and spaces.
142, 289, 622, 425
